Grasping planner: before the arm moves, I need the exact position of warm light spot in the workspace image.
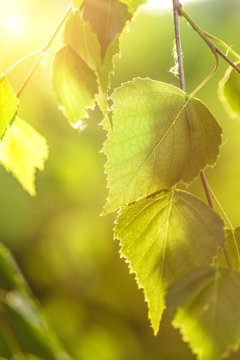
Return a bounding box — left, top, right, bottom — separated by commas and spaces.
4, 15, 22, 32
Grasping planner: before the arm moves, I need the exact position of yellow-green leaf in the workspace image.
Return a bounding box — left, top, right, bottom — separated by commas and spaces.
64, 12, 101, 71
0, 118, 48, 196
119, 0, 148, 14
219, 227, 240, 271
82, 0, 131, 59
0, 243, 71, 360
167, 266, 240, 360
219, 63, 240, 119
102, 78, 222, 214
115, 189, 225, 334
0, 77, 18, 140
52, 46, 98, 127
72, 0, 83, 10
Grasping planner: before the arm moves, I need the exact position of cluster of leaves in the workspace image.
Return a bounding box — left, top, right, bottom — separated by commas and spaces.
2, 0, 240, 359
53, 0, 147, 128
98, 8, 240, 360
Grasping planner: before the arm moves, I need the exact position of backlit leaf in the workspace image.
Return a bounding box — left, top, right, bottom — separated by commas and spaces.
119, 0, 147, 14
0, 118, 48, 196
219, 227, 240, 271
72, 0, 83, 10
82, 0, 131, 59
0, 77, 19, 140
0, 243, 71, 360
102, 78, 222, 213
219, 63, 240, 119
64, 12, 101, 71
52, 46, 98, 127
167, 266, 240, 360
115, 189, 225, 334
64, 11, 120, 114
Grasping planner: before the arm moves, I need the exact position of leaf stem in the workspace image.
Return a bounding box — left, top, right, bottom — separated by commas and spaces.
16, 3, 72, 98
2, 48, 43, 77
179, 8, 240, 74
172, 0, 232, 268
204, 31, 240, 62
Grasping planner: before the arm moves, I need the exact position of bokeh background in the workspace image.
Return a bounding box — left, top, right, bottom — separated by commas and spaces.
0, 0, 240, 359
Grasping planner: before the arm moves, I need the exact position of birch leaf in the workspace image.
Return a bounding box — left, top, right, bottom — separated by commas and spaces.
219, 63, 240, 119
102, 78, 222, 214
167, 266, 240, 360
115, 189, 225, 334
52, 46, 98, 127
0, 77, 18, 140
0, 118, 48, 196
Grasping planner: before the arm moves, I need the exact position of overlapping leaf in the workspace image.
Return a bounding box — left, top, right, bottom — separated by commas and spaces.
167, 266, 240, 360
119, 0, 147, 14
0, 243, 71, 360
64, 12, 101, 71
219, 227, 240, 271
102, 78, 222, 214
0, 118, 48, 196
219, 63, 240, 119
63, 0, 147, 116
115, 189, 225, 334
82, 0, 131, 59
72, 0, 83, 10
0, 77, 19, 140
52, 46, 98, 127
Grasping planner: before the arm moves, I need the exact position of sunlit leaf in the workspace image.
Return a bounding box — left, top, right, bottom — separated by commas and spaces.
52, 46, 98, 127
0, 77, 19, 140
72, 0, 83, 10
167, 266, 240, 360
219, 227, 240, 271
119, 0, 147, 14
82, 0, 131, 59
0, 243, 71, 360
64, 11, 118, 114
64, 12, 101, 71
219, 63, 240, 119
115, 189, 225, 334
65, 1, 146, 114
0, 118, 48, 196
102, 78, 222, 214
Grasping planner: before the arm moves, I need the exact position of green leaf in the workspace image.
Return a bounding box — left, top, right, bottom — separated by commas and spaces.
219, 63, 240, 119
119, 0, 147, 14
0, 243, 71, 360
65, 1, 146, 114
0, 77, 19, 140
64, 11, 119, 114
52, 46, 98, 127
102, 78, 222, 214
64, 12, 101, 71
82, 0, 131, 59
96, 36, 120, 114
71, 0, 83, 10
115, 189, 225, 335
167, 266, 240, 360
219, 227, 240, 271
0, 117, 48, 196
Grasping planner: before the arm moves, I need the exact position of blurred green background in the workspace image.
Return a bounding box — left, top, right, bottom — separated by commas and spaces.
1, 0, 240, 359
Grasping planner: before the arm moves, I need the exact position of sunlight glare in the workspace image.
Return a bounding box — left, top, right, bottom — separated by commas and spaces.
4, 15, 22, 33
